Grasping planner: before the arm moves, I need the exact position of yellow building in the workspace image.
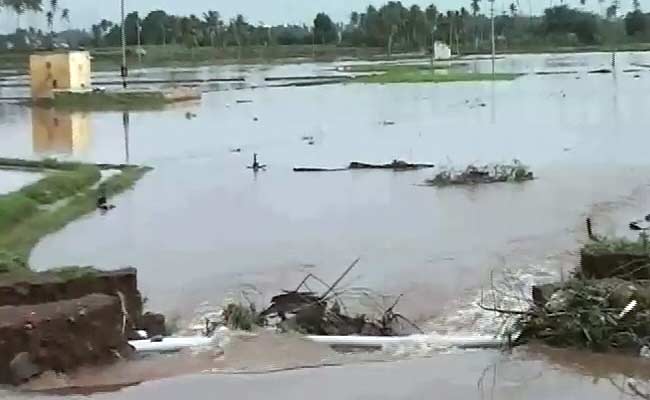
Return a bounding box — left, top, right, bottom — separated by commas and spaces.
29, 51, 92, 99
32, 108, 91, 155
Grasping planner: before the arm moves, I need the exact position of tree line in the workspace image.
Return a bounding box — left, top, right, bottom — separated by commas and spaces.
2, 0, 650, 53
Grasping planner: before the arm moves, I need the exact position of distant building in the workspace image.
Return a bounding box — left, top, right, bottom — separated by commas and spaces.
29, 51, 91, 99
433, 41, 452, 60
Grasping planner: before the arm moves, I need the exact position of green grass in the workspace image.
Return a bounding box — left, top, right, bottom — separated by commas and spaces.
38, 91, 171, 111
341, 63, 460, 73
0, 165, 151, 274
354, 67, 523, 84
19, 166, 101, 204
0, 157, 84, 171
0, 166, 100, 232
0, 193, 40, 233
583, 236, 650, 256
46, 266, 99, 280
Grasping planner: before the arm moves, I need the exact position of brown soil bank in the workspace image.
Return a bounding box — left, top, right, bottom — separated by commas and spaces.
0, 268, 165, 385
0, 268, 142, 330
0, 294, 132, 384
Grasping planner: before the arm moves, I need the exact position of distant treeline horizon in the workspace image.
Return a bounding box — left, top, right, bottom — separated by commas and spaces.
1, 0, 649, 53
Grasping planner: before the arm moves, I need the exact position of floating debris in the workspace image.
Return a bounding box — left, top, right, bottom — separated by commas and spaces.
294, 160, 435, 172
588, 68, 612, 74
184, 112, 197, 119
519, 277, 650, 352
381, 120, 396, 126
229, 148, 242, 153
301, 135, 315, 141
348, 160, 434, 170
293, 167, 348, 172
247, 153, 266, 172
253, 117, 259, 122
236, 99, 253, 104
226, 258, 421, 337
424, 161, 534, 186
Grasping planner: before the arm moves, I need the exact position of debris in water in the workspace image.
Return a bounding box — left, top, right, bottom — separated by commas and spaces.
185, 112, 197, 120
230, 148, 242, 153
381, 120, 396, 126
294, 160, 435, 172
424, 161, 533, 186
221, 258, 421, 337
293, 167, 348, 172
588, 68, 612, 74
247, 153, 266, 172
253, 117, 259, 122
236, 99, 253, 104
301, 135, 315, 141
307, 140, 316, 145
97, 192, 116, 213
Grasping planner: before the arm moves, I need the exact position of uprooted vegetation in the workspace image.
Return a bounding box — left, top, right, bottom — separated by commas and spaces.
209, 259, 422, 337
486, 228, 650, 355
425, 161, 534, 187
516, 277, 650, 353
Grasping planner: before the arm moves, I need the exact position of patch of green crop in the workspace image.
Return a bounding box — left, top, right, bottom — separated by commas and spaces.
354, 67, 522, 84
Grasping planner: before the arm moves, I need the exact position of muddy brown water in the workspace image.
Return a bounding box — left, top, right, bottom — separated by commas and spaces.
3, 52, 650, 397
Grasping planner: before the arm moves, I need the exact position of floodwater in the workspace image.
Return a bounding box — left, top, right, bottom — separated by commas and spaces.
3, 51, 650, 398
0, 170, 42, 194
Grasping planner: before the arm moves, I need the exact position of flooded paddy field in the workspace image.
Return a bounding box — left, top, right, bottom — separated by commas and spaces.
3, 51, 650, 398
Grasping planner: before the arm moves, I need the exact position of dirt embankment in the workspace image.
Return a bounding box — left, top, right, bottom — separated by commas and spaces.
0, 268, 164, 385
0, 294, 132, 384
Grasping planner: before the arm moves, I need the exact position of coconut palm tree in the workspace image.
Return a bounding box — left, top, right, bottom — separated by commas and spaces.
60, 7, 69, 28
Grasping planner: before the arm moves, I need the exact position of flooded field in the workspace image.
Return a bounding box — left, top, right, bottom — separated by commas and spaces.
3, 51, 650, 398
0, 170, 42, 194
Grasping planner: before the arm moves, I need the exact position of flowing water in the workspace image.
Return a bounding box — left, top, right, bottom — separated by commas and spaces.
3, 52, 650, 398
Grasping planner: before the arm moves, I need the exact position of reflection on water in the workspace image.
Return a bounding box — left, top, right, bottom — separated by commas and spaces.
31, 107, 91, 156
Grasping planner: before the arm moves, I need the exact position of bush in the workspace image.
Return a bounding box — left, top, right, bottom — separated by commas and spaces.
0, 193, 39, 232
0, 251, 29, 273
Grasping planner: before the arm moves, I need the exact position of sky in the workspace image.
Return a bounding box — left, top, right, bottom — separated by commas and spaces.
0, 0, 635, 33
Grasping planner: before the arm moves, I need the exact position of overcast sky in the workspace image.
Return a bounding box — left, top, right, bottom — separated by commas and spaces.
0, 0, 633, 33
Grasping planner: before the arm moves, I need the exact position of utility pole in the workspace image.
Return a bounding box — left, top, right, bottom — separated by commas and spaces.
136, 18, 142, 64
311, 26, 316, 59
120, 0, 128, 88
490, 0, 496, 76
122, 111, 130, 164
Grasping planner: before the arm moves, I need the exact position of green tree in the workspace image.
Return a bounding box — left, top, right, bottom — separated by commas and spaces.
60, 7, 69, 27
380, 2, 404, 55
543, 5, 599, 43
471, 0, 480, 15
313, 12, 337, 43
203, 10, 221, 47
509, 2, 517, 16
141, 10, 168, 44
624, 10, 646, 35
1, 0, 42, 28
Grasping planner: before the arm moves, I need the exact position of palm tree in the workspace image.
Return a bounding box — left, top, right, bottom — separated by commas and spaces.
509, 2, 517, 16
202, 10, 220, 47
60, 7, 69, 28
470, 0, 480, 50
45, 0, 57, 44
46, 10, 53, 31
350, 11, 360, 27
11, 2, 25, 29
